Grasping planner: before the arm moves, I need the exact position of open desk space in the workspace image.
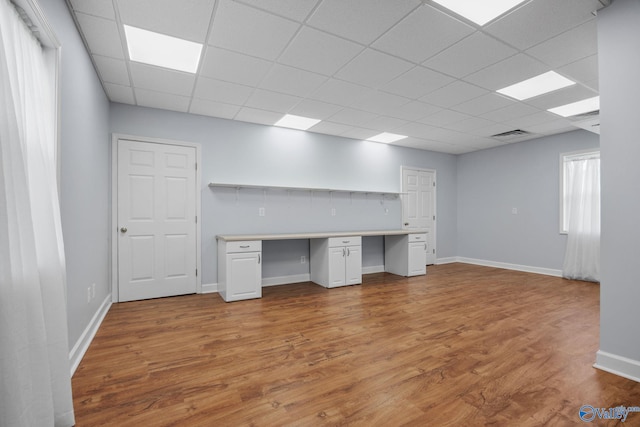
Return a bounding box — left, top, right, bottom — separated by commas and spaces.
217, 229, 429, 302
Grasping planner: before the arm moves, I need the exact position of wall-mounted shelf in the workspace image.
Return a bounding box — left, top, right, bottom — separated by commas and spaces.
208, 182, 402, 197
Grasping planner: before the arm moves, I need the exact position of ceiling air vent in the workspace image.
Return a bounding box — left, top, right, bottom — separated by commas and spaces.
491, 129, 531, 138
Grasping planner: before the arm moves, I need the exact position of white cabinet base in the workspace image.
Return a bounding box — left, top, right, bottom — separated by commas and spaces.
217, 240, 262, 302
385, 233, 427, 277
310, 236, 362, 288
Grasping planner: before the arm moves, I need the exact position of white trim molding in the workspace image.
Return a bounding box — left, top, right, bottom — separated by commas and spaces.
201, 283, 218, 294
594, 351, 640, 383
455, 257, 562, 277
262, 274, 311, 287
69, 294, 112, 376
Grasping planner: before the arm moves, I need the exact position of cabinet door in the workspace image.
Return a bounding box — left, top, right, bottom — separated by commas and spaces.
408, 242, 427, 276
345, 245, 362, 285
328, 247, 346, 287
227, 252, 262, 300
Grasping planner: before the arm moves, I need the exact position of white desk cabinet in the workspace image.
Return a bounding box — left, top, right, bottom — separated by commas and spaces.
310, 236, 362, 288
217, 240, 262, 302
384, 233, 427, 277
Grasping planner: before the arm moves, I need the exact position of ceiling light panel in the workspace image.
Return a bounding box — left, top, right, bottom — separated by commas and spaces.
548, 96, 600, 117
432, 0, 528, 26
367, 132, 408, 143
497, 71, 576, 100
124, 25, 203, 73
274, 114, 321, 130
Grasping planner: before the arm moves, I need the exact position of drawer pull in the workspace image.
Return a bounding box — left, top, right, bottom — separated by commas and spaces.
258, 254, 261, 264
342, 240, 350, 243
239, 245, 250, 248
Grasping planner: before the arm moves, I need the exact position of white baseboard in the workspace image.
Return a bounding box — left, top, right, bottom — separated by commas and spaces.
435, 257, 458, 265
262, 273, 311, 287
594, 350, 640, 383
201, 282, 218, 294
69, 294, 112, 376
363, 265, 385, 274
455, 257, 562, 277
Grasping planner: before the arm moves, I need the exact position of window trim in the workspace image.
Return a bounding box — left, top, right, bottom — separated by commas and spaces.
559, 148, 600, 234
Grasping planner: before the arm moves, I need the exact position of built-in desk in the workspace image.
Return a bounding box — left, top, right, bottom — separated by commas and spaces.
217, 229, 428, 302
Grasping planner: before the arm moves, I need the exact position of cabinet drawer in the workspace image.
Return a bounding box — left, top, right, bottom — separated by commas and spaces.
408, 233, 427, 242
328, 236, 361, 247
226, 240, 262, 253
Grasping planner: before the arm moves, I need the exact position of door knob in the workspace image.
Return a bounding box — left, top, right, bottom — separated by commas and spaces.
120, 227, 128, 233
404, 222, 409, 226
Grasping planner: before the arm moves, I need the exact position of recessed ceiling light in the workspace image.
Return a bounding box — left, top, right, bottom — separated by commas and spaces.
497, 71, 576, 100
432, 0, 527, 26
367, 132, 408, 143
274, 114, 321, 130
548, 96, 600, 117
124, 25, 203, 73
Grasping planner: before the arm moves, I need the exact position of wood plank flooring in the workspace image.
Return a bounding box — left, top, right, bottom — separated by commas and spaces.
72, 263, 640, 426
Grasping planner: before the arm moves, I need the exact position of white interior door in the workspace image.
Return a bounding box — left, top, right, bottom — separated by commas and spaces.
117, 139, 197, 301
402, 167, 436, 265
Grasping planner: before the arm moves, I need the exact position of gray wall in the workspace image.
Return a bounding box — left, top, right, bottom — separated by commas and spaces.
39, 0, 111, 348
457, 130, 599, 272
597, 0, 640, 378
109, 104, 458, 285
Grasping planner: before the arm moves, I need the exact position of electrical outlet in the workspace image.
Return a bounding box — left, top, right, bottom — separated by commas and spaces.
259, 207, 265, 216
300, 256, 306, 264
91, 283, 96, 299
512, 207, 518, 215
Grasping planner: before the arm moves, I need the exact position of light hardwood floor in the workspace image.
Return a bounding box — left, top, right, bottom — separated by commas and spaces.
72, 263, 640, 426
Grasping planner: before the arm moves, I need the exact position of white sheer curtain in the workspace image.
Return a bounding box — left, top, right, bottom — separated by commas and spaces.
0, 0, 75, 425
562, 154, 601, 282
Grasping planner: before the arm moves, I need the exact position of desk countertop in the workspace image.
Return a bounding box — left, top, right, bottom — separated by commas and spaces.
217, 229, 428, 242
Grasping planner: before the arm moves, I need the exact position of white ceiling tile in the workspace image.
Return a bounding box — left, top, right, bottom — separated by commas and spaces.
340, 127, 379, 140
244, 89, 302, 113
134, 88, 190, 112
502, 111, 560, 128
199, 47, 273, 87
69, 0, 115, 19
526, 20, 597, 69
362, 116, 408, 132
387, 100, 441, 122
392, 122, 444, 140
421, 81, 488, 108
463, 54, 548, 91
335, 49, 413, 88
557, 55, 598, 88
452, 93, 515, 116
479, 103, 539, 123
419, 109, 472, 126
288, 99, 343, 120
350, 91, 410, 116
474, 122, 520, 138
372, 4, 475, 63
523, 84, 598, 110
93, 55, 129, 86
307, 0, 421, 45
130, 62, 196, 96
194, 77, 253, 105
104, 83, 134, 104
235, 107, 283, 126
209, 0, 300, 60
524, 119, 575, 135
484, 0, 601, 50
308, 121, 353, 136
442, 117, 496, 132
237, 0, 319, 22
75, 13, 124, 59
309, 79, 370, 105
382, 66, 454, 99
278, 27, 363, 76
259, 64, 327, 97
327, 108, 378, 127
423, 32, 517, 78
116, 0, 214, 42
189, 98, 241, 120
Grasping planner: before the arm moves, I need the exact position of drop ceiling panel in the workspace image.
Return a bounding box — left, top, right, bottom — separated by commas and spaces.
237, 0, 319, 22
452, 93, 515, 116
259, 64, 327, 97
244, 89, 302, 113
361, 116, 408, 132
93, 55, 129, 86
278, 27, 363, 76
69, 0, 115, 19
235, 107, 283, 126
479, 102, 539, 123
307, 0, 421, 45
350, 90, 411, 116
209, 0, 300, 60
130, 62, 195, 96
372, 4, 475, 63
382, 66, 455, 100
104, 83, 134, 104
75, 13, 124, 59
525, 20, 597, 69
463, 54, 548, 91
189, 98, 241, 120
134, 88, 190, 112
309, 79, 370, 106
288, 99, 343, 120
388, 100, 442, 122
557, 55, 598, 88
328, 108, 378, 127
422, 81, 488, 108
199, 47, 273, 87
116, 0, 214, 42
423, 32, 518, 78
335, 49, 413, 88
419, 109, 472, 126
308, 121, 353, 136
484, 0, 602, 50
194, 77, 253, 105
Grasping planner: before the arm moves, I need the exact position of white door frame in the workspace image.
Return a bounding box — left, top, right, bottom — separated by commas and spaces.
111, 134, 202, 302
401, 165, 437, 263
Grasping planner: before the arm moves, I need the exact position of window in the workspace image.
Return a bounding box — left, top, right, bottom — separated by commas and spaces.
560, 149, 600, 234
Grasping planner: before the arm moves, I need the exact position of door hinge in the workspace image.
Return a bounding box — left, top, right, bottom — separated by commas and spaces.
433, 181, 436, 187
196, 268, 198, 277
195, 162, 198, 170
433, 215, 436, 220
195, 215, 198, 223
